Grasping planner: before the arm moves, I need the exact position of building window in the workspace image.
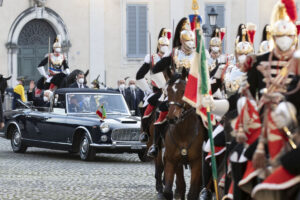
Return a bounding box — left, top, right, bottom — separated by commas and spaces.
126, 4, 148, 58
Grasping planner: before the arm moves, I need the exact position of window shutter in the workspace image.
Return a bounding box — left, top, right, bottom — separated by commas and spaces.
137, 5, 147, 56
127, 5, 137, 56
127, 4, 148, 58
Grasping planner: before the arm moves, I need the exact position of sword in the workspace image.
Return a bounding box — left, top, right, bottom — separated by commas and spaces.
149, 32, 152, 68
171, 19, 175, 72
48, 36, 51, 71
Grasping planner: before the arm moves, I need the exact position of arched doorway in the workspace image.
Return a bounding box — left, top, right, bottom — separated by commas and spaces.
6, 7, 70, 87
18, 19, 56, 85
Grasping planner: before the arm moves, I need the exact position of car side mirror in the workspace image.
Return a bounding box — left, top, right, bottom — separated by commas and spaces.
130, 110, 136, 116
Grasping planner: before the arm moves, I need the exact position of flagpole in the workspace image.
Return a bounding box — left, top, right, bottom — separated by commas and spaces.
206, 106, 219, 200
191, 1, 219, 198
198, 26, 220, 200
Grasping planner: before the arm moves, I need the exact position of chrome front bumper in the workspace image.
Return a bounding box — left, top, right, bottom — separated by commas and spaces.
90, 141, 146, 150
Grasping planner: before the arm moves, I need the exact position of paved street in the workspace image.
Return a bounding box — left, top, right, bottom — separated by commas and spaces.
0, 137, 192, 200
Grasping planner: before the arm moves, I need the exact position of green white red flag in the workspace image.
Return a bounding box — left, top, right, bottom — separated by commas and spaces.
96, 104, 106, 120
182, 29, 214, 127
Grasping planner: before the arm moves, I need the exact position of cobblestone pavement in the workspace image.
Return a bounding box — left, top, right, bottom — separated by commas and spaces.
0, 137, 191, 200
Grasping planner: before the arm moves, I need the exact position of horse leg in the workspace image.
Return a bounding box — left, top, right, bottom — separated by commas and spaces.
155, 147, 164, 194
175, 164, 186, 200
163, 160, 175, 200
187, 159, 202, 200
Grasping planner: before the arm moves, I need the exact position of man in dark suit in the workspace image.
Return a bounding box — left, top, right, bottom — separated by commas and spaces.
116, 79, 126, 97
69, 71, 88, 88
125, 79, 144, 116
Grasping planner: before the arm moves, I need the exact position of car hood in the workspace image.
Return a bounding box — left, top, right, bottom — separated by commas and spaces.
68, 113, 140, 126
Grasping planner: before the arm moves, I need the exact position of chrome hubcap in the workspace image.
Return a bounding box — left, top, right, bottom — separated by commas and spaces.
13, 131, 21, 146
81, 138, 89, 154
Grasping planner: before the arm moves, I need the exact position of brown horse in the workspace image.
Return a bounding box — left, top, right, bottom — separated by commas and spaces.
163, 73, 206, 200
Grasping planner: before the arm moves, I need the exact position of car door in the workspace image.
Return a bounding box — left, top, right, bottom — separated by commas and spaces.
23, 110, 48, 141
37, 108, 68, 144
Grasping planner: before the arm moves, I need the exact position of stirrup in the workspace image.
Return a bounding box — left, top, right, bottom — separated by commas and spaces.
139, 132, 149, 143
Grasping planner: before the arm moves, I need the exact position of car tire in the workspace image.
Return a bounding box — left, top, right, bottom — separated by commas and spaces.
138, 149, 152, 162
10, 127, 27, 153
79, 135, 95, 161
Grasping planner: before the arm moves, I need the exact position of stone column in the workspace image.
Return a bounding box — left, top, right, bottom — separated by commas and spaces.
90, 0, 105, 85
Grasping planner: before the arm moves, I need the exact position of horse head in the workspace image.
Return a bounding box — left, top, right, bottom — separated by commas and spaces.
0, 75, 12, 102
167, 68, 189, 123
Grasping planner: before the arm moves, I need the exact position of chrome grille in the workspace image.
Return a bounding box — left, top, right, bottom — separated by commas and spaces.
111, 128, 141, 141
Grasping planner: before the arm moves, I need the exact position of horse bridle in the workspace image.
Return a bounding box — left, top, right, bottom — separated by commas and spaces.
168, 100, 195, 124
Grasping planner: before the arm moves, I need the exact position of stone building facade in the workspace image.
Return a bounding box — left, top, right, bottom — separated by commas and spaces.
0, 0, 300, 88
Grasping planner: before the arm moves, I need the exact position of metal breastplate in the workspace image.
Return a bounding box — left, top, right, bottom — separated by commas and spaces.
50, 53, 64, 69
173, 48, 194, 73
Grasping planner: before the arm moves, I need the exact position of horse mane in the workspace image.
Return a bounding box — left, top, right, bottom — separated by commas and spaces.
168, 73, 181, 85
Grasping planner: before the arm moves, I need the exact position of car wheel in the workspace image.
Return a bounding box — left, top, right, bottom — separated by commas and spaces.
79, 135, 95, 161
138, 149, 152, 162
11, 127, 27, 153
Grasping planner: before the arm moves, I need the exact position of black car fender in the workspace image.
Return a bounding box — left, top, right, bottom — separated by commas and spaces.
72, 126, 93, 149
5, 120, 22, 139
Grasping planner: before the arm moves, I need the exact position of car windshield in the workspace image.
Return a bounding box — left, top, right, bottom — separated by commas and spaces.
66, 93, 130, 115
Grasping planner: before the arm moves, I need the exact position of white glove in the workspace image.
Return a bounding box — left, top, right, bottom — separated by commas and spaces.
46, 76, 52, 83
218, 55, 226, 64
271, 102, 297, 129
214, 64, 226, 79
201, 95, 215, 109
144, 54, 151, 64
65, 68, 70, 75
38, 66, 49, 79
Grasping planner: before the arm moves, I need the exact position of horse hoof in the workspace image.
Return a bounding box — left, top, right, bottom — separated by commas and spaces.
163, 192, 173, 200
199, 188, 212, 200
157, 192, 165, 200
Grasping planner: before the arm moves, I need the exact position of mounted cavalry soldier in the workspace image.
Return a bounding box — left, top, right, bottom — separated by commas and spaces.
145, 17, 197, 157
136, 28, 171, 143
37, 35, 70, 91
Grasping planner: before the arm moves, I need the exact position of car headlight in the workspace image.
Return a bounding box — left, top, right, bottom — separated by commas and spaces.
100, 123, 110, 133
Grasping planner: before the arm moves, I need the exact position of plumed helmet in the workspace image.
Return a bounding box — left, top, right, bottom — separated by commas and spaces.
210, 37, 222, 47
180, 30, 195, 42
158, 37, 170, 46
235, 29, 253, 54
53, 35, 62, 49
271, 1, 297, 36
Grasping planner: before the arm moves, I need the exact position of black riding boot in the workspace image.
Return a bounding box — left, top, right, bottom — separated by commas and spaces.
231, 161, 250, 200
147, 125, 160, 157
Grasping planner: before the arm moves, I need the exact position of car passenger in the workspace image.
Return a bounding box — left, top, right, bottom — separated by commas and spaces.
68, 95, 81, 113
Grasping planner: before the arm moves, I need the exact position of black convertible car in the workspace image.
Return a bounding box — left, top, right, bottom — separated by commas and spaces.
2, 88, 147, 161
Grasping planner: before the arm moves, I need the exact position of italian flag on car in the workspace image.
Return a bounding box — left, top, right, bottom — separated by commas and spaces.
96, 104, 106, 120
